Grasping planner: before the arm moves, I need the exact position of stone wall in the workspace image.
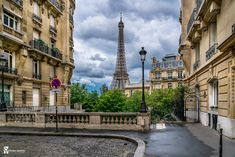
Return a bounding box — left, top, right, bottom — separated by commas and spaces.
0, 112, 150, 131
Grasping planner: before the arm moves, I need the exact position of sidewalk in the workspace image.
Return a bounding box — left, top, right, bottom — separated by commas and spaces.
0, 123, 235, 157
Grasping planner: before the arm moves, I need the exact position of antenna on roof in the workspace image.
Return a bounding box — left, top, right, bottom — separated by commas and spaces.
120, 12, 122, 21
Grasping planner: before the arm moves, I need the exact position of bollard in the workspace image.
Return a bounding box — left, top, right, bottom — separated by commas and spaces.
219, 128, 223, 157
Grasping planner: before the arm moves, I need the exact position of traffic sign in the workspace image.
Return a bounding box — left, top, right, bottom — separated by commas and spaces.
51, 78, 61, 89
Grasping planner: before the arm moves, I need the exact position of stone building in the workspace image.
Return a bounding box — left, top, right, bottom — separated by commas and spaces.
179, 0, 235, 138
149, 54, 184, 90
124, 81, 150, 97
0, 0, 75, 108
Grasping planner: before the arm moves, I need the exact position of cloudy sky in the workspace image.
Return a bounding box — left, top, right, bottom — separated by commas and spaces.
72, 0, 181, 91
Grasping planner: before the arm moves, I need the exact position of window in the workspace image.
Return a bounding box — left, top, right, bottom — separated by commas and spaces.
168, 71, 172, 80
33, 30, 40, 40
209, 22, 217, 47
195, 43, 200, 62
33, 1, 40, 16
156, 72, 161, 79
22, 91, 26, 105
50, 15, 55, 28
178, 71, 183, 79
168, 83, 172, 89
33, 60, 40, 79
4, 50, 14, 68
51, 40, 56, 48
3, 10, 20, 31
209, 81, 218, 107
49, 65, 55, 79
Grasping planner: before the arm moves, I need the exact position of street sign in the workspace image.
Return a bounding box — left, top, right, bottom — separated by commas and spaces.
50, 88, 61, 93
51, 78, 61, 89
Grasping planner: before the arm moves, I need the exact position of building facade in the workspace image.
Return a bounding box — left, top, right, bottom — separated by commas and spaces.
179, 0, 235, 138
0, 0, 75, 108
149, 54, 184, 90
124, 82, 150, 97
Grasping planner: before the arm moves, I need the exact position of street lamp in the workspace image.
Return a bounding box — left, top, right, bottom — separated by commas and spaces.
0, 51, 8, 111
139, 47, 147, 113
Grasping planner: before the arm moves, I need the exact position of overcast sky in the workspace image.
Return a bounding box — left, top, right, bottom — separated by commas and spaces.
72, 0, 181, 90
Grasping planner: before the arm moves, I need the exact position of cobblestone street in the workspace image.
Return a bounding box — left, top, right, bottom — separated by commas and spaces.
0, 135, 136, 157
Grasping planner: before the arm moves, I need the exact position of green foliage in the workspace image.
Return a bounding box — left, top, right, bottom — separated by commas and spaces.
93, 90, 127, 112
100, 83, 109, 94
70, 83, 98, 112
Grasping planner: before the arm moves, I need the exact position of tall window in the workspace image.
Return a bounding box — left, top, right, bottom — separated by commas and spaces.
33, 60, 40, 78
209, 81, 218, 107
49, 65, 55, 79
33, 30, 40, 40
4, 50, 14, 68
33, 1, 40, 16
168, 71, 172, 80
178, 71, 183, 79
50, 15, 55, 28
209, 22, 217, 47
156, 72, 161, 79
195, 43, 200, 62
3, 10, 19, 31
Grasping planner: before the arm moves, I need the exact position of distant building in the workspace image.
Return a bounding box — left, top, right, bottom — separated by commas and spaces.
149, 54, 185, 90
124, 82, 150, 97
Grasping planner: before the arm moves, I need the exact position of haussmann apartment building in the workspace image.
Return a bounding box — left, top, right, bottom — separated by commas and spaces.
149, 54, 185, 90
0, 0, 75, 109
179, 0, 235, 138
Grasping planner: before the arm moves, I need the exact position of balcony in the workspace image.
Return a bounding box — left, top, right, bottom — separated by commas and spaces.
11, 0, 23, 9
187, 8, 199, 34
196, 0, 204, 12
49, 26, 57, 39
69, 57, 74, 64
69, 14, 74, 25
193, 60, 200, 71
3, 25, 23, 39
69, 37, 74, 47
32, 14, 42, 25
206, 43, 218, 61
29, 39, 63, 61
0, 67, 17, 75
45, 0, 63, 16
32, 73, 41, 80
51, 48, 62, 60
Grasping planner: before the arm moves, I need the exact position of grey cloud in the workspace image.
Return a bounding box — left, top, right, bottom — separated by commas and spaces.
90, 54, 106, 61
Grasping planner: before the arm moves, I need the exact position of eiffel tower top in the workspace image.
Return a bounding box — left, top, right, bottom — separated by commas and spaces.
110, 14, 130, 90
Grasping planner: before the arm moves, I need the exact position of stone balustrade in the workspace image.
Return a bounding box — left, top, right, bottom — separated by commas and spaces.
0, 112, 150, 131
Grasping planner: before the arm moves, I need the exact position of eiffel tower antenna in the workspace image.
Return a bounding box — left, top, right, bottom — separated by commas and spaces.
110, 14, 130, 90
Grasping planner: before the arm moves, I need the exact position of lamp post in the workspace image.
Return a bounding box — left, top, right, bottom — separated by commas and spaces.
139, 47, 147, 113
0, 51, 8, 111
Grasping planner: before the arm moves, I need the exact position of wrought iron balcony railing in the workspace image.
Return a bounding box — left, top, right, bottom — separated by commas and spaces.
0, 66, 17, 75
196, 0, 204, 11
206, 43, 218, 61
48, 0, 63, 12
33, 73, 41, 80
193, 60, 200, 71
69, 14, 74, 25
51, 48, 62, 60
30, 39, 49, 54
187, 8, 197, 34
12, 0, 23, 8
232, 23, 235, 34
32, 14, 42, 23
30, 39, 63, 60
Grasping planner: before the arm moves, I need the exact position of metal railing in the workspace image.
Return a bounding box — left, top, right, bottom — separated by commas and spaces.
0, 67, 17, 75
49, 26, 57, 34
49, 0, 63, 12
187, 8, 197, 34
155, 60, 184, 69
30, 39, 63, 60
196, 0, 204, 11
69, 14, 74, 25
32, 73, 41, 80
32, 14, 42, 23
206, 43, 218, 61
12, 0, 23, 8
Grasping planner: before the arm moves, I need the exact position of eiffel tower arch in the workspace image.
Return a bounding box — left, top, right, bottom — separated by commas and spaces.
110, 14, 130, 90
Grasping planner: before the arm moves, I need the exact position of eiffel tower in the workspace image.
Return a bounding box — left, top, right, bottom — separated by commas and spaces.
110, 14, 130, 90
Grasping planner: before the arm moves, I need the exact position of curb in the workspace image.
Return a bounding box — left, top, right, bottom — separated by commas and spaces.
0, 131, 145, 157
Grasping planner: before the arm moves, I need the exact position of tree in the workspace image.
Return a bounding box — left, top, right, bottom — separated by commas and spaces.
93, 90, 127, 112
100, 83, 109, 94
